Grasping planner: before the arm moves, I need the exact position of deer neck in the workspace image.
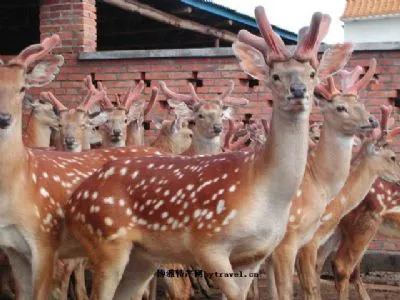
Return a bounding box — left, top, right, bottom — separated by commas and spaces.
24, 115, 52, 147
254, 109, 310, 208
308, 126, 354, 198
337, 159, 377, 217
189, 128, 221, 155
127, 122, 144, 146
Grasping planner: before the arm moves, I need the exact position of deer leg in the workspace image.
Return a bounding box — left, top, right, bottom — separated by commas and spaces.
3, 249, 32, 300
112, 249, 157, 300
89, 241, 132, 300
350, 263, 370, 300
272, 242, 298, 300
296, 242, 320, 300
194, 248, 242, 300
31, 246, 58, 300
264, 256, 277, 300
58, 259, 79, 300
74, 259, 89, 300
148, 276, 157, 300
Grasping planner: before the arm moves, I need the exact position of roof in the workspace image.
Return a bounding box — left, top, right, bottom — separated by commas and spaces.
342, 0, 400, 21
179, 0, 297, 42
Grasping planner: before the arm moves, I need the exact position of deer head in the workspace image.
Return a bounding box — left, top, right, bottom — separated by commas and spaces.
160, 80, 248, 154
0, 35, 63, 140
100, 81, 157, 147
314, 58, 379, 136
232, 7, 353, 119
353, 105, 400, 182
40, 75, 108, 152
23, 94, 59, 130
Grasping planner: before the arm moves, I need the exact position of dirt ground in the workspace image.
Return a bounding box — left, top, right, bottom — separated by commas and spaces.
190, 272, 400, 299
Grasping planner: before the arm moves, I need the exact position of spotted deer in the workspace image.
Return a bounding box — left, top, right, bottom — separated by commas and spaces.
151, 116, 193, 155
267, 57, 380, 300
100, 80, 156, 147
159, 80, 248, 155
332, 176, 400, 300
63, 7, 352, 300
40, 75, 109, 152
293, 104, 400, 300
0, 34, 167, 300
22, 94, 59, 148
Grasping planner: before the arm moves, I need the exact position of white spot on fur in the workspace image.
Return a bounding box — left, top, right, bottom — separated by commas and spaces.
104, 217, 113, 226
216, 200, 225, 214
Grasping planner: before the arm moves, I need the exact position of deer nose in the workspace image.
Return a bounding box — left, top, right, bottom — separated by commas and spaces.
213, 124, 223, 134
290, 84, 306, 98
112, 129, 122, 136
369, 116, 379, 128
64, 136, 75, 146
0, 113, 12, 128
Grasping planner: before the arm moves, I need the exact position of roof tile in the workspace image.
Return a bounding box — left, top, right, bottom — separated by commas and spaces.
342, 0, 400, 20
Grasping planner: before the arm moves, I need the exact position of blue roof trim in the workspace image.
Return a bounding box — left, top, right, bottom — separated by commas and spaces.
179, 0, 297, 42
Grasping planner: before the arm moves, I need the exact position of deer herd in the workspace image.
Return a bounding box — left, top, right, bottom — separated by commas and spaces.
0, 4, 399, 300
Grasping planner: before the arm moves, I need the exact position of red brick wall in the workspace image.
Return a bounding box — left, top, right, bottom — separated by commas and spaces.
30, 0, 400, 254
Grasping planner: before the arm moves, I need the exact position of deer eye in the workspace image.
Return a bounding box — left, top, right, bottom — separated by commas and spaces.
391, 156, 396, 162
19, 87, 26, 93
336, 106, 347, 113
310, 72, 316, 79
272, 74, 280, 81
125, 119, 128, 124
198, 114, 204, 119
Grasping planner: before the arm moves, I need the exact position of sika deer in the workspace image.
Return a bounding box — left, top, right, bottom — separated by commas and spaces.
65, 7, 349, 300
100, 81, 156, 147
295, 104, 400, 300
23, 94, 59, 148
40, 75, 109, 152
0, 34, 168, 300
267, 57, 380, 300
159, 80, 248, 155
333, 177, 400, 300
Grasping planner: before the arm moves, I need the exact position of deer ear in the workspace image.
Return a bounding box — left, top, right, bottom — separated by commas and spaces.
25, 55, 64, 89
232, 41, 268, 82
317, 43, 354, 81
366, 141, 378, 155
23, 94, 36, 110
88, 111, 108, 128
221, 105, 234, 120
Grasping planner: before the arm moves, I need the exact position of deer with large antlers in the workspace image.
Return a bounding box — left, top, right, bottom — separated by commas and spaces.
100, 80, 156, 147
0, 34, 171, 300
22, 94, 59, 148
40, 75, 110, 152
266, 57, 379, 300
160, 80, 248, 155
294, 104, 400, 300
63, 7, 354, 300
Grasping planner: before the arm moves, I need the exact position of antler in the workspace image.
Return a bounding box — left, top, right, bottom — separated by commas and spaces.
144, 87, 158, 116
293, 12, 331, 68
159, 81, 200, 107
253, 6, 291, 64
40, 91, 67, 111
76, 75, 106, 112
373, 105, 392, 146
341, 58, 377, 96
9, 34, 61, 68
218, 80, 249, 106
314, 77, 340, 101
122, 81, 145, 111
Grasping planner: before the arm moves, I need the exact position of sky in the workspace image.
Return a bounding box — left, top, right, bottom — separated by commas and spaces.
215, 0, 346, 43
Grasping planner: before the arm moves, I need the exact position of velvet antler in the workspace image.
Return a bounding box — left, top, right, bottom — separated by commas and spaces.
40, 91, 68, 111
339, 58, 377, 96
